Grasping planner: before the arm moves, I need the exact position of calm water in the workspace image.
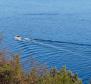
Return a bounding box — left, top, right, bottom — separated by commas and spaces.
0, 13, 91, 84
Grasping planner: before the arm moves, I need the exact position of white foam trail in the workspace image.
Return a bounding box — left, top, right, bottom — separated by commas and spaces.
20, 37, 80, 56
24, 38, 30, 41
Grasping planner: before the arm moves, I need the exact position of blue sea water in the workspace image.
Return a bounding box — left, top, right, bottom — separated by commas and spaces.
0, 13, 91, 84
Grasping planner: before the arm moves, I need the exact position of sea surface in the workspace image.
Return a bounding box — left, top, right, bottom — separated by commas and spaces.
0, 13, 91, 84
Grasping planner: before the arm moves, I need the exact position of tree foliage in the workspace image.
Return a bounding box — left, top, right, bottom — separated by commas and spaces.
0, 51, 82, 84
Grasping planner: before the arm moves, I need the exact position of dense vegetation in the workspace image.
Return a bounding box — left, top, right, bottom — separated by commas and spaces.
0, 51, 82, 84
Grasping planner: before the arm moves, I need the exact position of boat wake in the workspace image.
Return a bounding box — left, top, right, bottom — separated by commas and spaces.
15, 36, 91, 83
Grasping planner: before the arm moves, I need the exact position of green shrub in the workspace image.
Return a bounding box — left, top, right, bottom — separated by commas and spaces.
0, 52, 82, 84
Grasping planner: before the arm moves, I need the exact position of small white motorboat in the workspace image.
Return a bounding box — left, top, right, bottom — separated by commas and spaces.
14, 35, 22, 41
